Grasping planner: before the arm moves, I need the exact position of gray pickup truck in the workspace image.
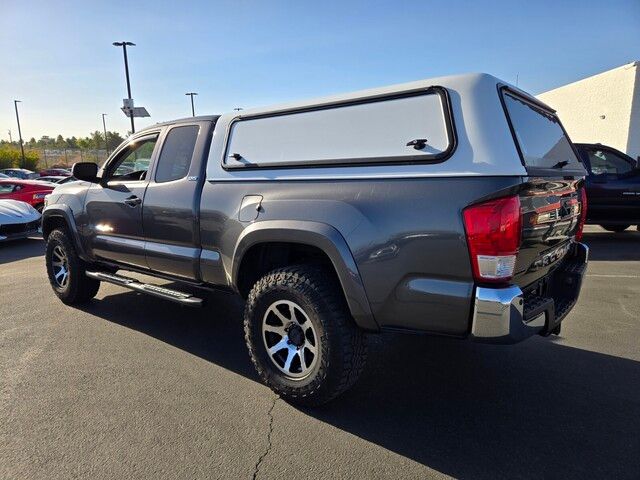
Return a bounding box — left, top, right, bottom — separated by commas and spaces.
43, 73, 589, 405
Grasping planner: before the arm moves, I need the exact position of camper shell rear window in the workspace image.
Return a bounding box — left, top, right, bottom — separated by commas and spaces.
222, 87, 456, 169
500, 88, 584, 175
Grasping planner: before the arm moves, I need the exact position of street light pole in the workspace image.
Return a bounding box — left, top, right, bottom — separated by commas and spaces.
7, 130, 12, 143
101, 113, 109, 155
13, 100, 26, 168
113, 41, 136, 133
185, 92, 198, 117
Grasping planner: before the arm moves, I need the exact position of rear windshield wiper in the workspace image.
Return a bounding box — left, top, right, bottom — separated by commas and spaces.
551, 160, 569, 169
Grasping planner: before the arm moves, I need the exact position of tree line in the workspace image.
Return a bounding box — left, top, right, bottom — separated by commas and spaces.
1, 130, 126, 151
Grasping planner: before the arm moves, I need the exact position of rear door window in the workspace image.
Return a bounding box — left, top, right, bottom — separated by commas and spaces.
155, 125, 199, 183
502, 91, 583, 174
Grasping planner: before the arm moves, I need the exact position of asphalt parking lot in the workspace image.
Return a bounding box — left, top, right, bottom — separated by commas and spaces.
1, 225, 639, 479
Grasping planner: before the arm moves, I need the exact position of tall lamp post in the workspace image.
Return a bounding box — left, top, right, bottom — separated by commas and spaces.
101, 113, 109, 155
113, 41, 136, 133
185, 92, 198, 117
13, 100, 26, 168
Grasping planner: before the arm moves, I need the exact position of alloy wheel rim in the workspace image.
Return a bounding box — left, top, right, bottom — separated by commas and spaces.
51, 245, 69, 288
262, 300, 319, 379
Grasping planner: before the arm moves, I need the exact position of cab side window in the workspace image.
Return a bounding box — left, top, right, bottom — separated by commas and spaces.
588, 149, 633, 176
155, 125, 199, 183
0, 183, 16, 194
108, 135, 159, 181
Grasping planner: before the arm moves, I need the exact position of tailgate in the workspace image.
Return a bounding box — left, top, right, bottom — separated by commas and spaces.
514, 178, 584, 289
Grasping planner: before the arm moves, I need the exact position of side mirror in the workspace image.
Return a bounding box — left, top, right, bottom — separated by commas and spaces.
71, 162, 99, 182
636, 156, 640, 169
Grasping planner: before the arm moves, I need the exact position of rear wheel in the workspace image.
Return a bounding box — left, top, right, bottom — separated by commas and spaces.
45, 228, 100, 304
244, 265, 367, 406
600, 224, 630, 233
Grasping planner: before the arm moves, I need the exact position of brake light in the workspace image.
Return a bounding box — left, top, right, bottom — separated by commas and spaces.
463, 195, 522, 283
575, 187, 587, 241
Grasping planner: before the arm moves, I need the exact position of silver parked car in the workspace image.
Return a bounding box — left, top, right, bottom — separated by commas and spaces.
0, 199, 41, 242
0, 168, 39, 180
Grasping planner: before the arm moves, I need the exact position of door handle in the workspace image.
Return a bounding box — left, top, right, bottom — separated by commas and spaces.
124, 195, 142, 207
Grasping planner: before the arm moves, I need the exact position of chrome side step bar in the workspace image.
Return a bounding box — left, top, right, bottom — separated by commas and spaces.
86, 271, 204, 307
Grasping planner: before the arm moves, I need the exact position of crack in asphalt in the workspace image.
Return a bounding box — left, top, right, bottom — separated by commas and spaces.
252, 395, 278, 480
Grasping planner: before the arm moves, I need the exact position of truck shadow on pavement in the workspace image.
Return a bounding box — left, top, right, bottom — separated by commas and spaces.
0, 237, 44, 265
82, 287, 640, 480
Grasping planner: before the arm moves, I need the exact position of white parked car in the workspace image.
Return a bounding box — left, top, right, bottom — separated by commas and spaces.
0, 199, 41, 242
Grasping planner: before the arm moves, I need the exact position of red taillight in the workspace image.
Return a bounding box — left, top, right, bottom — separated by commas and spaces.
575, 187, 587, 241
463, 195, 522, 283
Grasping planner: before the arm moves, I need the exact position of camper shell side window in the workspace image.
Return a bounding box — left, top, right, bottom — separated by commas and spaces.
222, 87, 456, 169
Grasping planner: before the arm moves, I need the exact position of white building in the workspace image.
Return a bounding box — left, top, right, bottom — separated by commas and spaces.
537, 61, 640, 159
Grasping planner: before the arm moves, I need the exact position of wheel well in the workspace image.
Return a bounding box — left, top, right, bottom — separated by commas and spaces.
42, 215, 69, 240
236, 242, 339, 298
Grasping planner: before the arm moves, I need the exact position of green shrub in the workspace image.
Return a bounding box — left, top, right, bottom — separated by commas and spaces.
24, 150, 39, 170
0, 147, 20, 169
0, 147, 39, 171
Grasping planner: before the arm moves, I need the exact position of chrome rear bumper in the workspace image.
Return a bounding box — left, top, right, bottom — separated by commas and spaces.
470, 243, 589, 344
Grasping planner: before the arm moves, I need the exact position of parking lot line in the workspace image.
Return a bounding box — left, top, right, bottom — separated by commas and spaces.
587, 274, 640, 278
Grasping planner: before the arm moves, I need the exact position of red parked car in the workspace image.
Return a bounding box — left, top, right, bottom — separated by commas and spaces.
0, 179, 54, 212
39, 168, 71, 177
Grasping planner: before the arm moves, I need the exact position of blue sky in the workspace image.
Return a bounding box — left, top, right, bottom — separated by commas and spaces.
1, 0, 639, 139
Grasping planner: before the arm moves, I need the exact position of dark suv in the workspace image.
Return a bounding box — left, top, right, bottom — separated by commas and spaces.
575, 143, 640, 232
42, 73, 589, 405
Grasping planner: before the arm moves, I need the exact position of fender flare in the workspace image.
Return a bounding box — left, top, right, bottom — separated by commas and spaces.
232, 220, 378, 331
41, 205, 89, 261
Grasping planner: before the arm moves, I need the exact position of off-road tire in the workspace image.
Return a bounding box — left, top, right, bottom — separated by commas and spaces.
244, 265, 367, 406
600, 224, 630, 233
45, 228, 100, 304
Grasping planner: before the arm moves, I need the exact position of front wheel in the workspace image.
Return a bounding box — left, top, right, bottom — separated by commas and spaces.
45, 228, 100, 304
600, 224, 630, 233
244, 265, 367, 406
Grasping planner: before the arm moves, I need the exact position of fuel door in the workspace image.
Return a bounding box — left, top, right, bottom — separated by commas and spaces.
239, 195, 263, 222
